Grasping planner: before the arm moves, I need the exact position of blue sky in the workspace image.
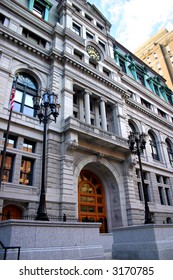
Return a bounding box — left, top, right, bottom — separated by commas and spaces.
88, 0, 173, 52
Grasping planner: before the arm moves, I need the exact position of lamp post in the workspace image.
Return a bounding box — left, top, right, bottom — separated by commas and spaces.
128, 131, 153, 224
33, 92, 60, 221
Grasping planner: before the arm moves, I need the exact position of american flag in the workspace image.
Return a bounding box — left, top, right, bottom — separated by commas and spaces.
10, 82, 16, 110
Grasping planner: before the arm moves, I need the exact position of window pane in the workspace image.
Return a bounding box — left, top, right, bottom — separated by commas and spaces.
2, 134, 17, 148
0, 155, 13, 182
25, 94, 33, 107
23, 106, 34, 116
15, 90, 23, 102
23, 140, 35, 153
14, 102, 22, 112
20, 159, 33, 185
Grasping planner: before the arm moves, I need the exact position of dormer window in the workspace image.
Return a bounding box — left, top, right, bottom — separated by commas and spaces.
33, 2, 45, 18
29, 0, 52, 21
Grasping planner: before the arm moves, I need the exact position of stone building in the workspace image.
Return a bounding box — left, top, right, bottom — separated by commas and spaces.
0, 0, 173, 235
135, 28, 173, 90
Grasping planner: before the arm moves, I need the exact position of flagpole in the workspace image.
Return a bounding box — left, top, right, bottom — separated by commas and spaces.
0, 76, 18, 189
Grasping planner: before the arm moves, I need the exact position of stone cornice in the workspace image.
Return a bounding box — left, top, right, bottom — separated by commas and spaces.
126, 98, 173, 129
59, 54, 129, 99
0, 26, 50, 59
0, 26, 129, 100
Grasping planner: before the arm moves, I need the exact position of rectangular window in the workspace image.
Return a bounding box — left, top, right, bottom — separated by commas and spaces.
144, 184, 150, 202
33, 2, 45, 18
158, 187, 165, 205
0, 13, 5, 25
74, 49, 83, 60
163, 176, 169, 184
23, 139, 35, 153
154, 84, 160, 96
99, 40, 105, 50
89, 59, 97, 68
158, 108, 166, 118
0, 154, 14, 182
85, 13, 92, 22
72, 4, 81, 13
2, 134, 17, 148
136, 71, 145, 86
119, 58, 126, 73
137, 182, 143, 201
103, 67, 111, 77
136, 169, 151, 202
19, 158, 34, 185
96, 22, 104, 30
72, 23, 81, 36
22, 27, 47, 48
86, 31, 94, 39
141, 98, 151, 109
156, 174, 161, 183
165, 188, 171, 205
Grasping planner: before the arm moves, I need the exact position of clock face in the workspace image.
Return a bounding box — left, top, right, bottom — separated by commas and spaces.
86, 45, 101, 61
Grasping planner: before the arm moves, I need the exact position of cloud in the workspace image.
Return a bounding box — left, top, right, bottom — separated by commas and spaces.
89, 0, 173, 51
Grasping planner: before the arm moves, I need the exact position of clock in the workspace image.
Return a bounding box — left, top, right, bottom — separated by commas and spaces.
86, 45, 101, 61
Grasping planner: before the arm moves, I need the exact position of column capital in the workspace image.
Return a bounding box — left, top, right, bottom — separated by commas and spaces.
83, 89, 92, 96
100, 97, 107, 103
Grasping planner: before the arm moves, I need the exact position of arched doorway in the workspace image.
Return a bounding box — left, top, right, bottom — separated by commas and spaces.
78, 170, 107, 233
1, 205, 22, 220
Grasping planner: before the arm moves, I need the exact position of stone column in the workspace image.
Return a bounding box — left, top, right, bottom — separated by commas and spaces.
83, 90, 91, 124
79, 95, 84, 122
100, 98, 107, 131
95, 101, 100, 128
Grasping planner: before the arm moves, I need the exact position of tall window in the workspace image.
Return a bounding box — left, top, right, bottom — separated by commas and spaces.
0, 154, 14, 182
156, 175, 172, 205
136, 169, 151, 202
14, 73, 38, 117
166, 139, 173, 166
72, 22, 81, 36
136, 70, 145, 86
19, 158, 34, 185
148, 131, 160, 161
2, 134, 17, 148
119, 57, 126, 73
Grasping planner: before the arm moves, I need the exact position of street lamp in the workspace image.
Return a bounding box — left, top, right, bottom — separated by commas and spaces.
128, 131, 153, 224
33, 92, 60, 221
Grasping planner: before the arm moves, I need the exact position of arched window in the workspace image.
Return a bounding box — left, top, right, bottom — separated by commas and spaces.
128, 120, 138, 133
13, 73, 38, 117
148, 131, 160, 161
166, 138, 173, 166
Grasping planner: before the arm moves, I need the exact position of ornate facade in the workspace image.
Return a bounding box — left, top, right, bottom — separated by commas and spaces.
0, 0, 173, 232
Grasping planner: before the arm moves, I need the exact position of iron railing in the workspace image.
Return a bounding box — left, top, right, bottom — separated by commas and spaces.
0, 240, 20, 260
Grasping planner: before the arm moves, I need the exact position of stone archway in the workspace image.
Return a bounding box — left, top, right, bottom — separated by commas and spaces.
78, 169, 107, 233
74, 155, 127, 232
1, 204, 22, 220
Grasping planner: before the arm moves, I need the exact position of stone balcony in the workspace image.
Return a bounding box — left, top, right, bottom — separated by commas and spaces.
64, 117, 129, 158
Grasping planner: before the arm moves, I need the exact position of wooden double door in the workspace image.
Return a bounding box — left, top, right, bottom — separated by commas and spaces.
1, 205, 22, 220
78, 170, 107, 233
